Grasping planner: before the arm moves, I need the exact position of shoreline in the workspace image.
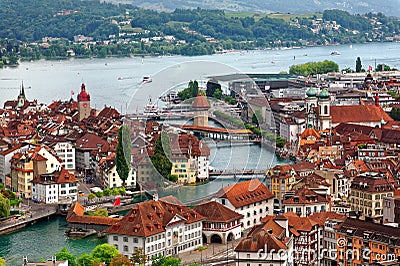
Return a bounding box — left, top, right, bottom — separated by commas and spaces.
1, 41, 395, 67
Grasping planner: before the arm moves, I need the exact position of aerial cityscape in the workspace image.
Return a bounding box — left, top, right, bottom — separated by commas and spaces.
1, 1, 400, 266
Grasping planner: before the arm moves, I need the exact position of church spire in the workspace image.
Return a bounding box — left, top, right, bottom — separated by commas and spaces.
21, 81, 25, 97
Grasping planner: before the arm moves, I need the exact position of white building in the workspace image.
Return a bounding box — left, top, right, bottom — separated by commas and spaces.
215, 179, 274, 229
0, 143, 24, 185
53, 142, 75, 170
234, 215, 293, 266
193, 201, 243, 244
31, 168, 78, 204
283, 187, 330, 217
104, 195, 204, 262
99, 154, 136, 189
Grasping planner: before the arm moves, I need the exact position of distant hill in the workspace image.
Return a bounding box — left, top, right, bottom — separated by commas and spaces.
120, 0, 400, 17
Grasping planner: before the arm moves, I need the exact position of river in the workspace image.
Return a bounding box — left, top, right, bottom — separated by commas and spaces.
0, 42, 398, 265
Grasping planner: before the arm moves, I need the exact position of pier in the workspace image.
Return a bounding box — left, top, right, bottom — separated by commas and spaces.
0, 206, 57, 235
209, 169, 266, 178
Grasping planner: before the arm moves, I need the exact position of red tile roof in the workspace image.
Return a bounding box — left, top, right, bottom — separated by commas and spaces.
331, 105, 393, 124
216, 179, 274, 208
308, 211, 346, 226
103, 196, 204, 237
193, 201, 243, 223
283, 187, 329, 205
234, 229, 287, 252
67, 202, 121, 226
192, 93, 210, 109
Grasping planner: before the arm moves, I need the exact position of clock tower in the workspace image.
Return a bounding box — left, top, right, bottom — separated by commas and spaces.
77, 83, 91, 121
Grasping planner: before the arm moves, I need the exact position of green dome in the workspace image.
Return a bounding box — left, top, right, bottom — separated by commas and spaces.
318, 88, 330, 99
306, 87, 317, 97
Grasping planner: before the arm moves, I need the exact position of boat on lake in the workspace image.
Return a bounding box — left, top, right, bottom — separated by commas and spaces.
331, 51, 340, 55
142, 76, 152, 83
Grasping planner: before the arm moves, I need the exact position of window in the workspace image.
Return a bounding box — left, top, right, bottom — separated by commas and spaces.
123, 245, 128, 252
123, 237, 128, 242
133, 238, 138, 243
113, 236, 118, 241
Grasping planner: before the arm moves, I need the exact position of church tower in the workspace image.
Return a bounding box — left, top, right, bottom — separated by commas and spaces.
192, 93, 210, 127
77, 83, 91, 121
17, 82, 26, 109
317, 88, 331, 130
305, 87, 317, 129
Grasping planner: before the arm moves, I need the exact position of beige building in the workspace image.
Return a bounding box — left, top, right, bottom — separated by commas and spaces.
349, 172, 395, 220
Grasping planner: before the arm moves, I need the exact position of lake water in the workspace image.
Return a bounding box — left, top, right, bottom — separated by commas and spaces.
0, 42, 399, 113
0, 42, 399, 265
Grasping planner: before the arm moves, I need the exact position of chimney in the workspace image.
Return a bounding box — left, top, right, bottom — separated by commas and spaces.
153, 193, 158, 201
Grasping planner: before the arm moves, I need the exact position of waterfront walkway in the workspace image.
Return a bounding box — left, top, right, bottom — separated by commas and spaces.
0, 201, 57, 235
178, 238, 241, 265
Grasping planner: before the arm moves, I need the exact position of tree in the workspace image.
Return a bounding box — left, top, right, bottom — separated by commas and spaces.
356, 57, 362, 72
151, 255, 181, 266
150, 131, 172, 180
77, 254, 95, 266
110, 254, 132, 266
0, 193, 10, 218
189, 80, 199, 98
91, 244, 119, 265
132, 247, 147, 265
55, 247, 77, 266
0, 257, 5, 266
116, 125, 132, 187
212, 88, 222, 100
88, 193, 96, 200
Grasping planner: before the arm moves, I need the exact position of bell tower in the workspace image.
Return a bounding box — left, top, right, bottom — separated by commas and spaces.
317, 88, 331, 131
77, 83, 91, 121
305, 87, 318, 129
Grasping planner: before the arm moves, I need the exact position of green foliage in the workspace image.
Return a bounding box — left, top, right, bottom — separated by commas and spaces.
77, 253, 95, 266
276, 136, 286, 148
252, 110, 263, 125
389, 108, 400, 121
88, 208, 108, 217
119, 187, 126, 195
387, 90, 399, 99
91, 244, 119, 265
132, 247, 147, 265
212, 88, 222, 100
0, 257, 4, 266
223, 96, 237, 105
214, 110, 244, 127
0, 193, 10, 218
356, 57, 362, 72
111, 188, 121, 196
376, 64, 392, 72
88, 193, 96, 200
152, 255, 181, 266
95, 191, 104, 198
177, 88, 192, 101
189, 80, 199, 98
289, 60, 339, 76
103, 188, 111, 197
167, 174, 178, 182
116, 125, 132, 187
358, 143, 367, 149
150, 131, 173, 181
55, 247, 77, 266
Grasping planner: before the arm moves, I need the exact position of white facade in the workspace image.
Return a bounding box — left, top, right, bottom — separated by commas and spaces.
216, 198, 274, 230
37, 147, 62, 173
284, 202, 329, 217
103, 165, 136, 189
195, 155, 209, 180
108, 219, 203, 263
32, 180, 77, 204
75, 150, 90, 170
0, 146, 23, 184
235, 237, 293, 266
54, 142, 75, 170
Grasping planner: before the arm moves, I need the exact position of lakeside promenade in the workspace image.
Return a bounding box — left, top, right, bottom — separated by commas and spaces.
0, 201, 57, 235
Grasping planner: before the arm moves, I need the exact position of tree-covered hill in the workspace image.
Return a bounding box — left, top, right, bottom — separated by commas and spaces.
125, 0, 400, 17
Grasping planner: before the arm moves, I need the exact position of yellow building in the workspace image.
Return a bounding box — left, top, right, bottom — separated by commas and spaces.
265, 165, 297, 198
171, 154, 196, 184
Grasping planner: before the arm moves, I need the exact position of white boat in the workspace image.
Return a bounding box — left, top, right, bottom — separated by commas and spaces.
143, 97, 158, 114
331, 51, 340, 55
142, 76, 152, 83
